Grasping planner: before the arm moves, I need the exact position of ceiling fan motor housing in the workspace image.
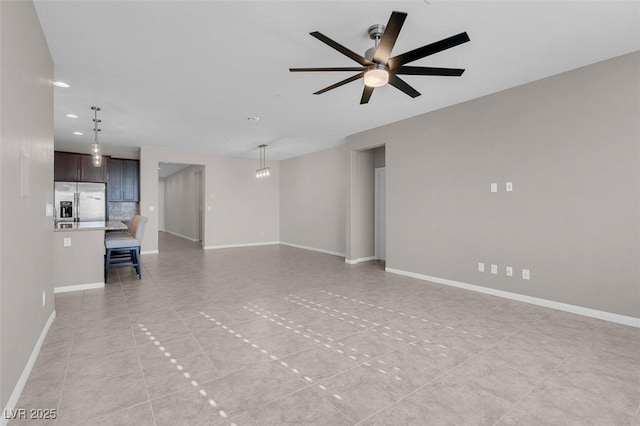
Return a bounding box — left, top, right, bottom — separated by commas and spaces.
368, 24, 385, 40
366, 24, 386, 61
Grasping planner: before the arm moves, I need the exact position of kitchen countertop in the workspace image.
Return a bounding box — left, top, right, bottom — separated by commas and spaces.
54, 220, 128, 232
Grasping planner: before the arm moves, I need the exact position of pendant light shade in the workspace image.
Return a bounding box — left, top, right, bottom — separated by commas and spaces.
256, 144, 270, 178
91, 106, 102, 167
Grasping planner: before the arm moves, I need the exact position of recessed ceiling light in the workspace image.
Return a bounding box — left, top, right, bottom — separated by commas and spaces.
65, 114, 79, 119
72, 131, 83, 135
247, 116, 260, 122
53, 81, 70, 88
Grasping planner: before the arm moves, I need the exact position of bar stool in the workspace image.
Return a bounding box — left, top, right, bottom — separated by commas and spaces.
104, 215, 148, 280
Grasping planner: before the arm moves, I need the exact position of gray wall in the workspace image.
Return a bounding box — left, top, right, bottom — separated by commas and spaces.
0, 0, 54, 410
347, 52, 640, 318
140, 146, 279, 252
163, 165, 204, 240
280, 144, 348, 255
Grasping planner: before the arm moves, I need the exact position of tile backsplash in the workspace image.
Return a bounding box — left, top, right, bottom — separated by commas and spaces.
108, 202, 139, 220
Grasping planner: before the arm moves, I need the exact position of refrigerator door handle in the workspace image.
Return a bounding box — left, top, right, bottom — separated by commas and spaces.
75, 192, 79, 222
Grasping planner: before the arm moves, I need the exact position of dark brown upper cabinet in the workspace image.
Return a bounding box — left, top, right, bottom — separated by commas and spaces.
54, 151, 79, 181
79, 154, 107, 182
54, 151, 107, 182
108, 158, 139, 202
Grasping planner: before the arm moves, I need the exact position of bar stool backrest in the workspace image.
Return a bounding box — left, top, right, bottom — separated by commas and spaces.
130, 216, 148, 244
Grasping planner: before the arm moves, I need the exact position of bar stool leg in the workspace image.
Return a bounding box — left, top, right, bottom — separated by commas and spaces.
104, 248, 112, 281
135, 247, 142, 279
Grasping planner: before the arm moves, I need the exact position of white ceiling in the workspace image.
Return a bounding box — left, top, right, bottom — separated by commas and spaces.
34, 1, 640, 161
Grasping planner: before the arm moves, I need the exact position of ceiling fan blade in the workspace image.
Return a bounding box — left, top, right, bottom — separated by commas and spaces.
360, 85, 374, 104
313, 72, 365, 95
388, 32, 470, 68
310, 31, 372, 66
394, 66, 465, 76
388, 74, 421, 98
289, 67, 366, 72
373, 11, 407, 65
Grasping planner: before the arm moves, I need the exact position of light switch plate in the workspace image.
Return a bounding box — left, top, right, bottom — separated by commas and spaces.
63, 238, 71, 247
478, 262, 485, 272
522, 269, 530, 280
46, 204, 54, 217
506, 182, 513, 192
490, 183, 498, 193
491, 264, 498, 274
149, 206, 155, 212
506, 266, 513, 276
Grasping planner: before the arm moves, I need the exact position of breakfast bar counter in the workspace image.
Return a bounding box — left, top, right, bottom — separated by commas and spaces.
54, 220, 128, 232
53, 221, 127, 292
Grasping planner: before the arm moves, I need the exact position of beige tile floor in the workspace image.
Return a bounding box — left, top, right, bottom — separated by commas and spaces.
12, 232, 640, 425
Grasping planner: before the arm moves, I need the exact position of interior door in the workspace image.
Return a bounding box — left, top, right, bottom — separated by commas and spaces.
158, 180, 165, 231
195, 171, 203, 243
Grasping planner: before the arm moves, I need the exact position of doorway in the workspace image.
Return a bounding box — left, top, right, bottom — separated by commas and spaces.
375, 167, 386, 261
157, 162, 205, 249
346, 145, 385, 264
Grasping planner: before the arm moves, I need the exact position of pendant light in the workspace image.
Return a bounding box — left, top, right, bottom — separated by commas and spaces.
90, 106, 102, 167
256, 144, 270, 178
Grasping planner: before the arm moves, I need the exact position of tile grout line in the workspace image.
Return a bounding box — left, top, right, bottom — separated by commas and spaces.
197, 309, 441, 424
288, 294, 481, 337
137, 322, 237, 425
52, 281, 126, 426
281, 297, 468, 358
244, 303, 406, 382
491, 327, 639, 425
197, 311, 349, 406
353, 328, 520, 426
177, 309, 257, 423
127, 304, 159, 426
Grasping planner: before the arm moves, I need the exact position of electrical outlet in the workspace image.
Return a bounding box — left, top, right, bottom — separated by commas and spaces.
478, 262, 485, 272
491, 264, 498, 274
506, 266, 513, 276
490, 183, 498, 193
63, 237, 71, 247
42, 291, 46, 307
149, 206, 155, 212
506, 182, 513, 192
522, 269, 530, 280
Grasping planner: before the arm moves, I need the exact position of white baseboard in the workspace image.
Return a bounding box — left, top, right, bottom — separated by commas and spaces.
140, 250, 159, 255
54, 282, 104, 293
163, 229, 199, 242
2, 310, 56, 426
203, 241, 280, 250
280, 242, 345, 258
385, 267, 640, 328
345, 256, 376, 265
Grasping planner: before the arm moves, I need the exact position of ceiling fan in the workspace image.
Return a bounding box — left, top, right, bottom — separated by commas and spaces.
290, 11, 470, 104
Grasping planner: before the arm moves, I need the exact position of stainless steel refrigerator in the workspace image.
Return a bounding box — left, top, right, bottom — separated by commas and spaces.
54, 182, 106, 222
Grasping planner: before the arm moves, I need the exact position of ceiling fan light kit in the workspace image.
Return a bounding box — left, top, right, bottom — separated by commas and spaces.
290, 11, 470, 104
364, 64, 389, 88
